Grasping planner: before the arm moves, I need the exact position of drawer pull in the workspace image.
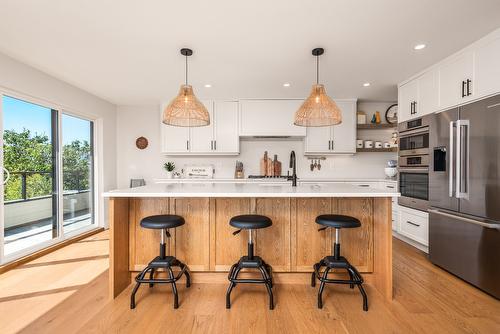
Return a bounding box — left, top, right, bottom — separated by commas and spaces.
406, 221, 420, 227
386, 185, 395, 189
358, 184, 370, 187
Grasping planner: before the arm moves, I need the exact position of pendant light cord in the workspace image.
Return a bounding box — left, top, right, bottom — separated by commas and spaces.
185, 54, 188, 86
316, 54, 319, 85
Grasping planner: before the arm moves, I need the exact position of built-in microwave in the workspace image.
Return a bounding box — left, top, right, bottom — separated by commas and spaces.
398, 115, 431, 157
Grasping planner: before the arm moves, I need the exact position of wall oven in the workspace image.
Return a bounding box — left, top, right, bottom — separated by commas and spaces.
397, 115, 431, 211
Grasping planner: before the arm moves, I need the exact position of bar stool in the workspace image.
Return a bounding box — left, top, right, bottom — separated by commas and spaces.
226, 214, 274, 310
311, 214, 368, 311
130, 215, 191, 309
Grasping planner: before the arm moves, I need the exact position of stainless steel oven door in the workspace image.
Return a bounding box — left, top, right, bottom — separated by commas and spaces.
398, 167, 429, 211
399, 128, 430, 157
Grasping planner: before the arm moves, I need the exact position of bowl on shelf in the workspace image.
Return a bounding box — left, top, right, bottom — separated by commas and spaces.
384, 167, 397, 178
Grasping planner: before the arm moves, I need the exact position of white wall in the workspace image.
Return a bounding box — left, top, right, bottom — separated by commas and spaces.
0, 52, 117, 227
116, 102, 397, 188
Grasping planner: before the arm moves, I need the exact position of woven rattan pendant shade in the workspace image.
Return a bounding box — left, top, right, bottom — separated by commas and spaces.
162, 85, 210, 127
294, 84, 342, 126
294, 48, 342, 127
162, 48, 210, 127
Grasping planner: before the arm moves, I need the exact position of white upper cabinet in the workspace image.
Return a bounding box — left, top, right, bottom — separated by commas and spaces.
439, 50, 474, 109
304, 99, 357, 154
304, 125, 331, 153
398, 70, 439, 123
398, 80, 419, 122
189, 100, 215, 153
399, 28, 500, 117
161, 100, 239, 155
160, 104, 190, 153
418, 69, 440, 116
214, 101, 239, 154
474, 34, 500, 98
239, 99, 306, 137
331, 100, 356, 153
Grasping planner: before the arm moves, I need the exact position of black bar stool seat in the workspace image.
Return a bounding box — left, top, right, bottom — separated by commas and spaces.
140, 215, 185, 229
316, 214, 361, 229
312, 214, 368, 311
226, 214, 274, 310
130, 214, 191, 310
230, 214, 272, 229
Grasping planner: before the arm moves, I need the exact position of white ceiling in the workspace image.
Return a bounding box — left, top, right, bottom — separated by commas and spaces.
0, 0, 500, 105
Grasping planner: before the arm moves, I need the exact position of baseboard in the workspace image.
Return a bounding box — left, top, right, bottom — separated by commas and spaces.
392, 231, 429, 254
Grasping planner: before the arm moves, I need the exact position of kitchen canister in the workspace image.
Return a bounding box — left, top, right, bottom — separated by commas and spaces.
375, 141, 383, 148
356, 139, 364, 148
364, 140, 374, 148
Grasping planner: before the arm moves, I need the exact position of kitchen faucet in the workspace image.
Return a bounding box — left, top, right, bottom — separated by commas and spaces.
288, 150, 297, 187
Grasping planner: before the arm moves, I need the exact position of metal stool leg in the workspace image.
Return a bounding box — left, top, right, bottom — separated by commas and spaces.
149, 268, 156, 288
259, 266, 274, 310
347, 269, 354, 289
318, 267, 330, 309
130, 267, 150, 309
166, 267, 179, 309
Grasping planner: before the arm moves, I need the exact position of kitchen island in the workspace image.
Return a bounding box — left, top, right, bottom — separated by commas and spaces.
104, 182, 398, 301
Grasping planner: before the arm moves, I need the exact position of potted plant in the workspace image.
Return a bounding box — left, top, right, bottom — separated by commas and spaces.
164, 161, 175, 179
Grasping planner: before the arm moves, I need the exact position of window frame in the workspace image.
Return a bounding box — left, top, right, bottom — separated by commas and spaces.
0, 88, 102, 264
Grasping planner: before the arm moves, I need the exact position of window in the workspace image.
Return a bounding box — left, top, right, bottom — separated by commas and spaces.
1, 95, 97, 262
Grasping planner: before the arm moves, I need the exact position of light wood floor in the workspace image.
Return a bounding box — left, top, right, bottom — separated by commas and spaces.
0, 231, 499, 334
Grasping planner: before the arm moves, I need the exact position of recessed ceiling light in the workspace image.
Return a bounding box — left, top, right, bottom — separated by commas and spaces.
283, 83, 291, 87
414, 44, 426, 50
363, 82, 371, 87
204, 84, 212, 88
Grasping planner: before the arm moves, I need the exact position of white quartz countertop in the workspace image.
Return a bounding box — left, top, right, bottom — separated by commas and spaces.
153, 178, 397, 184
103, 182, 400, 198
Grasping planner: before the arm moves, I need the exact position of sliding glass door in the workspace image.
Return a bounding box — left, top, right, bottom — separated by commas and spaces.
0, 94, 96, 263
62, 114, 95, 234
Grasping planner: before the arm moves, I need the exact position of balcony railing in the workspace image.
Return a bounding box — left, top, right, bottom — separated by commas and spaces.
5, 170, 90, 204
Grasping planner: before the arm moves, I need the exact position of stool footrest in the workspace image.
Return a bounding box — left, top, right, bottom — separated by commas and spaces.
226, 255, 274, 310
131, 256, 191, 310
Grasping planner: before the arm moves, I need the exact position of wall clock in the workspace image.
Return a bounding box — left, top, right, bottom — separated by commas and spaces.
385, 104, 398, 124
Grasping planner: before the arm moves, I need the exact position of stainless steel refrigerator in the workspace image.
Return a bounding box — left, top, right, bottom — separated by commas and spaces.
429, 94, 500, 299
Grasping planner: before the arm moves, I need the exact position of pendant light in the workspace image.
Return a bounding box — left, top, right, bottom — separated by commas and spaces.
294, 48, 342, 127
162, 48, 210, 127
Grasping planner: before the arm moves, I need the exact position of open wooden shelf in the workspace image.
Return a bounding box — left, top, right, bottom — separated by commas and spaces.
356, 147, 398, 153
357, 123, 396, 129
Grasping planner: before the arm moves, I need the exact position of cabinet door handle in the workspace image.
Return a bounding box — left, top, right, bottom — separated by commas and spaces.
187, 140, 189, 151
214, 140, 217, 150
462, 81, 466, 98
413, 101, 417, 114
331, 140, 334, 150
466, 79, 472, 96
211, 140, 213, 150
328, 140, 331, 150
410, 102, 413, 114
406, 220, 420, 227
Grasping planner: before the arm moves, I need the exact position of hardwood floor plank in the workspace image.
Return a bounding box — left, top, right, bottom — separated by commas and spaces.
2, 231, 499, 334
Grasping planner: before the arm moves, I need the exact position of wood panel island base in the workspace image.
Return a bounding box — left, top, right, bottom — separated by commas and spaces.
105, 183, 395, 303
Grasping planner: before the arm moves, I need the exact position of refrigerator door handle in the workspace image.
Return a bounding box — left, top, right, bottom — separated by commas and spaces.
429, 209, 500, 229
449, 121, 455, 197
456, 120, 470, 199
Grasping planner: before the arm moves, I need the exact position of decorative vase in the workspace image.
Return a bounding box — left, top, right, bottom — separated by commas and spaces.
166, 171, 173, 179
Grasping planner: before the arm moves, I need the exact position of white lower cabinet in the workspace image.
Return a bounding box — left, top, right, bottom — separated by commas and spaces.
398, 206, 429, 246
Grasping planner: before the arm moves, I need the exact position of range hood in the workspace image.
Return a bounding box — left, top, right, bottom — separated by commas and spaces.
238, 99, 306, 138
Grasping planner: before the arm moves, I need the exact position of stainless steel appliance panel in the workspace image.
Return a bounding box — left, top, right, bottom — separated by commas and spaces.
398, 167, 429, 211
458, 95, 500, 221
429, 209, 500, 299
429, 108, 459, 212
